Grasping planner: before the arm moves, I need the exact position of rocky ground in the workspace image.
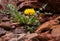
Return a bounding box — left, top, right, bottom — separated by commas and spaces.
0, 0, 60, 41
0, 12, 60, 41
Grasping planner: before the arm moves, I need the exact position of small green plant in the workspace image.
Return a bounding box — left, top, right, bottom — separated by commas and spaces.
6, 4, 40, 25
0, 4, 52, 32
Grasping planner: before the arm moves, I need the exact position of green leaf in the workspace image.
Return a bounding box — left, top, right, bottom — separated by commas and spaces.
0, 10, 10, 14
28, 16, 36, 25
27, 28, 34, 33
7, 4, 22, 22
22, 15, 28, 24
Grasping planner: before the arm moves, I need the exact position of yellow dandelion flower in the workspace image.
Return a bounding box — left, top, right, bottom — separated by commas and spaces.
24, 8, 36, 15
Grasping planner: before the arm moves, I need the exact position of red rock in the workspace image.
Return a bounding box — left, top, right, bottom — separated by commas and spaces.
51, 25, 60, 36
